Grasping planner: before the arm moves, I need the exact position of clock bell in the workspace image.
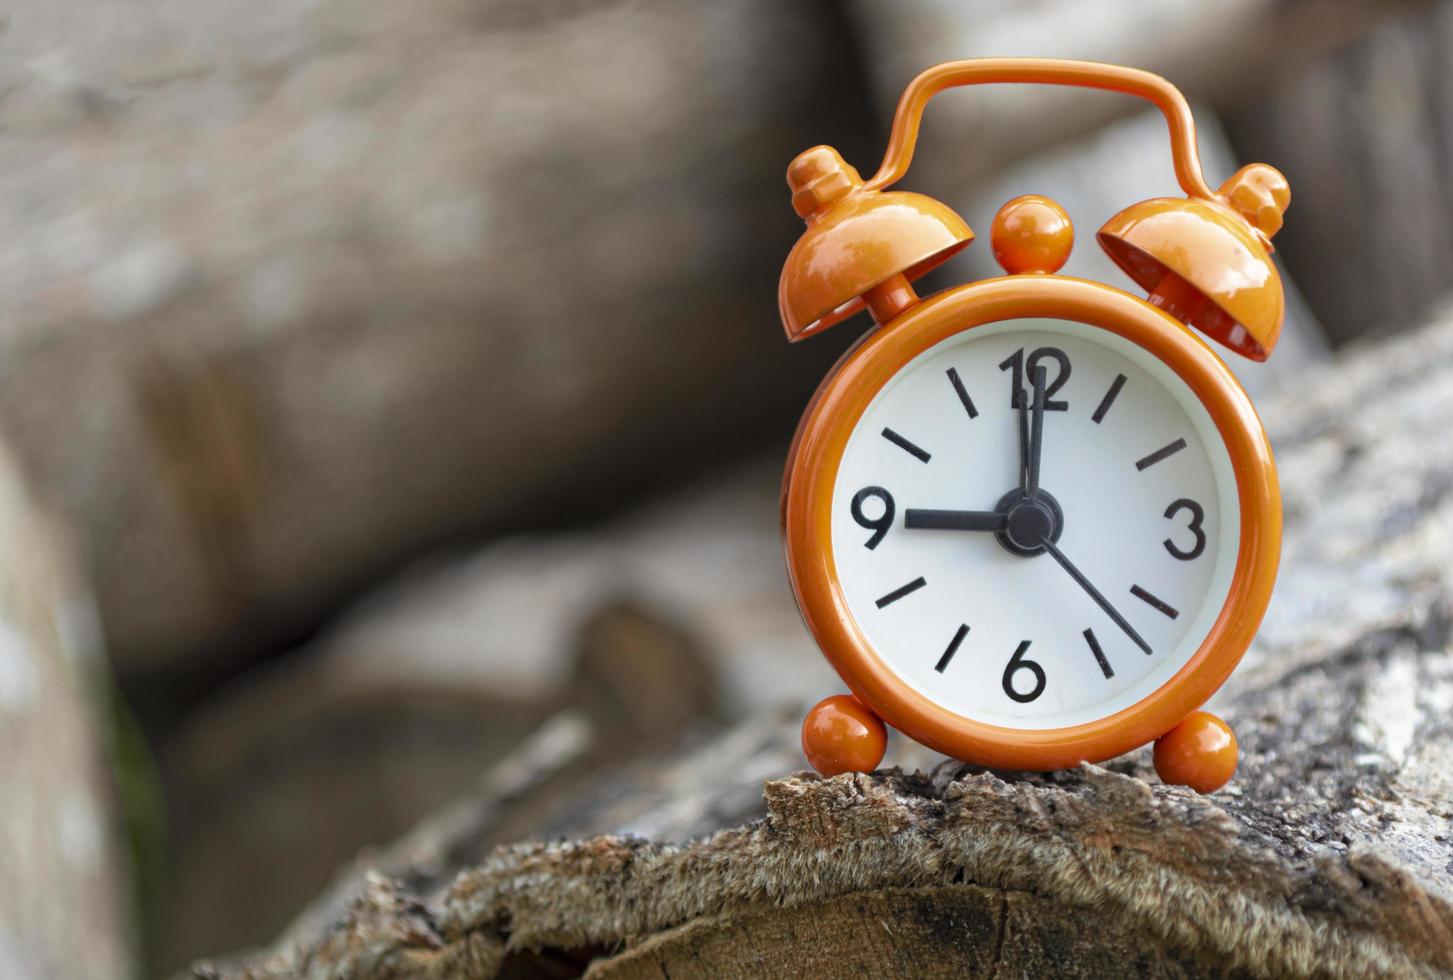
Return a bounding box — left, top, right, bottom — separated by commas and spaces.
779, 59, 1290, 361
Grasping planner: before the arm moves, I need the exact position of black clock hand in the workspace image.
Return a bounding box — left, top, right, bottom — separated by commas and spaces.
1041, 539, 1152, 655
1016, 368, 1030, 491
1026, 365, 1047, 496
905, 509, 1008, 531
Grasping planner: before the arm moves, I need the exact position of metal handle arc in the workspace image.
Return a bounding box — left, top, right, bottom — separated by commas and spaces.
862, 58, 1216, 201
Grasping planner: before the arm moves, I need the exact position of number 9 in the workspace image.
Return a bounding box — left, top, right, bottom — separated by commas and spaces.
851, 486, 895, 549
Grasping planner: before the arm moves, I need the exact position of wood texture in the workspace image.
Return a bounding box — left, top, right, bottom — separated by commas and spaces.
196, 304, 1453, 977
1227, 2, 1453, 343
0, 442, 133, 980
158, 601, 720, 972
0, 0, 868, 673
591, 886, 1252, 980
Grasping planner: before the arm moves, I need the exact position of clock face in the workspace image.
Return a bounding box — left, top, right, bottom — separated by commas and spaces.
830, 317, 1240, 731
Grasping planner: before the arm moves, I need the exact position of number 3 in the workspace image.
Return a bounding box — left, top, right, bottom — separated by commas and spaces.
1163, 498, 1206, 560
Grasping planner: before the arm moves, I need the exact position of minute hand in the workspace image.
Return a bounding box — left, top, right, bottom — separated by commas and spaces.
1026, 365, 1047, 496
905, 509, 1008, 532
1041, 539, 1152, 655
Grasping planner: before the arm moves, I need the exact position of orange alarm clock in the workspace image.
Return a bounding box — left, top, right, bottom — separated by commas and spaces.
780, 59, 1288, 793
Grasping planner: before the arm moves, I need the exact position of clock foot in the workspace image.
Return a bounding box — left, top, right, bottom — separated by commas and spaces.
802, 694, 886, 776
1154, 710, 1238, 793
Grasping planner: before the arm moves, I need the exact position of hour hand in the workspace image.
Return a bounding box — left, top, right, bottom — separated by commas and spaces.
905, 508, 1008, 532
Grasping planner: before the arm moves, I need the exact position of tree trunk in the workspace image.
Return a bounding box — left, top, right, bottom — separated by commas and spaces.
194, 304, 1453, 977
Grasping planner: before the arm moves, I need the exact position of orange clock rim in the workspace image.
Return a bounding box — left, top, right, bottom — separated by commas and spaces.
782, 275, 1280, 771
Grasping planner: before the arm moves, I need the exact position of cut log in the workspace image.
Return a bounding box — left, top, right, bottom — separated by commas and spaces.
1226, 2, 1453, 343
0, 442, 134, 980
157, 600, 720, 973
0, 0, 871, 674
195, 303, 1453, 976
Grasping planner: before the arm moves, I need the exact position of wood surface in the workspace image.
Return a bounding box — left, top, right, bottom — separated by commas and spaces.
1227, 3, 1453, 342
157, 601, 719, 972
0, 442, 133, 980
0, 0, 868, 674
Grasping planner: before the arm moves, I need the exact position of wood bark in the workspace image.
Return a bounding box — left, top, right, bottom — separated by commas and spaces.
156, 600, 720, 973
151, 440, 809, 969
195, 304, 1453, 977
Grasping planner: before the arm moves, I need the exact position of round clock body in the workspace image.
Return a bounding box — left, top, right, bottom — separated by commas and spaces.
782, 275, 1280, 771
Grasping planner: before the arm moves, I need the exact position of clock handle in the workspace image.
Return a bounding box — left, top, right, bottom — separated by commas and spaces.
861, 59, 1217, 203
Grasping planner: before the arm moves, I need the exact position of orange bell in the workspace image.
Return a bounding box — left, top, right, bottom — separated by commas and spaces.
1098, 163, 1291, 361
779, 145, 973, 341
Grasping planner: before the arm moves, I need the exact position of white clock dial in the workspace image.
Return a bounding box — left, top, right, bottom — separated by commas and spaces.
831, 317, 1240, 730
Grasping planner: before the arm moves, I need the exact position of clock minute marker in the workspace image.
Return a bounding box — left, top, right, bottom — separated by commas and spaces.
1083, 627, 1114, 679
875, 576, 927, 608
935, 623, 969, 673
946, 367, 978, 419
1130, 585, 1180, 619
881, 427, 932, 463
1091, 373, 1127, 424
1135, 437, 1187, 471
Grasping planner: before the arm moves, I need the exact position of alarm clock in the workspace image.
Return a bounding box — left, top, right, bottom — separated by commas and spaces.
780, 59, 1288, 793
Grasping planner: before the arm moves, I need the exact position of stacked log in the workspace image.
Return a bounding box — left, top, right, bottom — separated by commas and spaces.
0, 0, 1424, 684
1227, 2, 1453, 341
148, 455, 803, 967
0, 443, 133, 979
0, 0, 872, 675
157, 600, 720, 971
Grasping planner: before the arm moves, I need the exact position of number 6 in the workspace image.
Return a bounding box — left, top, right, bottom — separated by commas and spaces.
1002, 640, 1046, 703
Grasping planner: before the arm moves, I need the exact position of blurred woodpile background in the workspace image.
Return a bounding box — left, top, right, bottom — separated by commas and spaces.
0, 1, 1450, 977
